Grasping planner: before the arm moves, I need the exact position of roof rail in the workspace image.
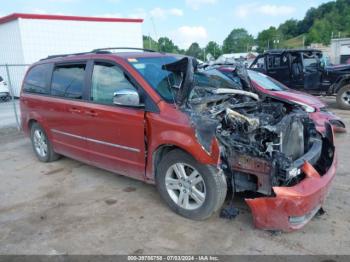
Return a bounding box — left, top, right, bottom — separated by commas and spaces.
91, 47, 157, 53
40, 47, 157, 61
40, 51, 91, 61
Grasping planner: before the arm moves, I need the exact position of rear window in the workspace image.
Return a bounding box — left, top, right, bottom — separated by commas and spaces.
23, 63, 51, 94
50, 64, 86, 99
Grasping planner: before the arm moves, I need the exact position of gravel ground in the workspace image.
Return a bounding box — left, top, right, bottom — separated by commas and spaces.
0, 97, 349, 255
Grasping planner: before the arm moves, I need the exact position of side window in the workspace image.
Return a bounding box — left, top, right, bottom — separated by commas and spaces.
51, 64, 85, 99
91, 62, 137, 105
23, 63, 51, 94
251, 57, 266, 70
267, 55, 288, 69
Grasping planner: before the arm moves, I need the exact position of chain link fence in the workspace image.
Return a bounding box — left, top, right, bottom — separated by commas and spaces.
0, 64, 30, 130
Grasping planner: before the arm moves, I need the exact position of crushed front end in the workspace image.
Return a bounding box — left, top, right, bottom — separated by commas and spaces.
165, 57, 336, 231
188, 92, 336, 231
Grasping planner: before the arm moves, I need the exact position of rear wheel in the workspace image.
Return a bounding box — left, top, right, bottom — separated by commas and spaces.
336, 84, 350, 110
156, 149, 227, 220
30, 123, 60, 162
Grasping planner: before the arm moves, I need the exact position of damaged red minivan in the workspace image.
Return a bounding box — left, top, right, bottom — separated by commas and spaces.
20, 49, 337, 231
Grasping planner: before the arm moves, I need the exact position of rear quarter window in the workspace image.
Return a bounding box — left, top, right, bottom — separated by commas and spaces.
23, 63, 52, 94
50, 64, 86, 99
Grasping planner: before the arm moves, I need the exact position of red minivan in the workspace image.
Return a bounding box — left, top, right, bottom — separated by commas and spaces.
20, 48, 337, 231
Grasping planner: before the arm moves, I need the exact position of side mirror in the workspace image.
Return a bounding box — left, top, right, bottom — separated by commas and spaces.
113, 88, 142, 107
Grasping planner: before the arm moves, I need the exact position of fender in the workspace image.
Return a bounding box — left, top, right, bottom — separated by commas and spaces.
331, 74, 350, 93
145, 110, 221, 182
21, 105, 49, 137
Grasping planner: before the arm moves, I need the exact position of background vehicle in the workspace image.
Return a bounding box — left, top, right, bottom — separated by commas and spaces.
20, 49, 336, 231
216, 66, 346, 133
0, 76, 11, 102
250, 49, 350, 110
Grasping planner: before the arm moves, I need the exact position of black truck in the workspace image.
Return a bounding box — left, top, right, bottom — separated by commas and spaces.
250, 49, 350, 109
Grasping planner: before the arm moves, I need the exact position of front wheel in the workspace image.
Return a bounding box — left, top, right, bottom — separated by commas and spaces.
156, 149, 227, 220
336, 84, 350, 110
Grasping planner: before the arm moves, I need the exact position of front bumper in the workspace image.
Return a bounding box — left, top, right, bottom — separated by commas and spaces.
245, 125, 336, 232
310, 111, 346, 133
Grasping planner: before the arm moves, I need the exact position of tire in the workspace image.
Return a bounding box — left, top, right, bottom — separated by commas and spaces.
156, 149, 227, 220
336, 84, 350, 110
30, 122, 60, 162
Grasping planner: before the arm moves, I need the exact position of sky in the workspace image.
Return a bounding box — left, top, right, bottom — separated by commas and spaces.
0, 0, 331, 49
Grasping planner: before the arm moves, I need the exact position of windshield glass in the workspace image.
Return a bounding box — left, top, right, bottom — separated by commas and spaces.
248, 70, 288, 91
128, 56, 182, 102
129, 56, 242, 102
194, 69, 241, 89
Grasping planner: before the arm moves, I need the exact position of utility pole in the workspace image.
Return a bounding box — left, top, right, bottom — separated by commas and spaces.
148, 33, 151, 49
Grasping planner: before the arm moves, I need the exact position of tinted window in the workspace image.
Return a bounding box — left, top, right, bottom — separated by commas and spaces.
51, 64, 85, 99
23, 64, 51, 94
91, 63, 137, 105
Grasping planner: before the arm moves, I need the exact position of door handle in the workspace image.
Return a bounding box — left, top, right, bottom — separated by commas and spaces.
68, 107, 81, 114
85, 110, 98, 117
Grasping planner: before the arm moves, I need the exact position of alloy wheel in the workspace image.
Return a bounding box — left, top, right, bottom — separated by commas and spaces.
341, 90, 350, 105
33, 129, 48, 158
165, 163, 206, 210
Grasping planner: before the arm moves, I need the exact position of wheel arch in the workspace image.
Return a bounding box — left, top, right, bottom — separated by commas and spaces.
334, 75, 350, 93
151, 144, 193, 180
148, 136, 221, 181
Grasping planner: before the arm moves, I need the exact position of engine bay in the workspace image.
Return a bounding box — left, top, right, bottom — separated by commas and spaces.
187, 87, 321, 195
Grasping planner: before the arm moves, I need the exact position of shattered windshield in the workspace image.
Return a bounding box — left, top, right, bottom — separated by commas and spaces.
247, 70, 288, 91
194, 69, 241, 90
128, 56, 182, 102
129, 56, 242, 103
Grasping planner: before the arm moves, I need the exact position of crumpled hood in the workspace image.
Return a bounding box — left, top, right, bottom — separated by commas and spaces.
271, 89, 326, 109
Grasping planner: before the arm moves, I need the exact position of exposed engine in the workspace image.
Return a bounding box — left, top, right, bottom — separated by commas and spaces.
187, 87, 320, 195
162, 56, 328, 196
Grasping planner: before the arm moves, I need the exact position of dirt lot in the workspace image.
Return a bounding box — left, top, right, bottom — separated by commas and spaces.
0, 97, 349, 255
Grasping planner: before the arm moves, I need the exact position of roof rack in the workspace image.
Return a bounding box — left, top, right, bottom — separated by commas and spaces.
40, 47, 157, 61
42, 51, 91, 60
91, 47, 157, 53
264, 48, 322, 54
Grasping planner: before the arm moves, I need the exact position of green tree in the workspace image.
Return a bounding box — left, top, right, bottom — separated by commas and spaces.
158, 37, 178, 53
143, 35, 159, 51
185, 42, 203, 59
222, 28, 254, 53
204, 41, 222, 59
307, 19, 333, 45
278, 19, 299, 39
256, 27, 278, 52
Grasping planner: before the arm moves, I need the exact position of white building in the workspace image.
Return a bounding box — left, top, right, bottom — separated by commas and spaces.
330, 38, 350, 64
0, 13, 143, 96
